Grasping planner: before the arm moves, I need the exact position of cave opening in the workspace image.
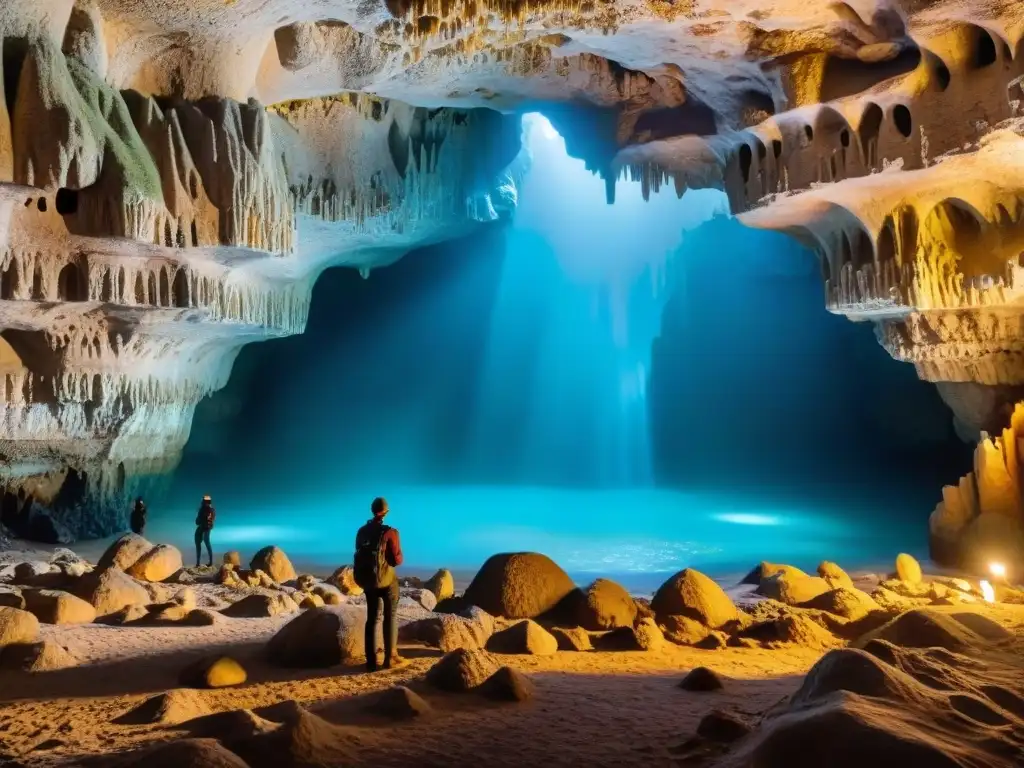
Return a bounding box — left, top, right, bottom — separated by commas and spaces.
168, 113, 968, 584
57, 262, 85, 301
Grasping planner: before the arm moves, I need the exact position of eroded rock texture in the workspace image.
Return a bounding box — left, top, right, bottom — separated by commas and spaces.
1, 1, 1022, 540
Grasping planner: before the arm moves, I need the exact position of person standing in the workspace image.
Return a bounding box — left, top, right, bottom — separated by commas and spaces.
194, 495, 215, 568
129, 497, 147, 536
354, 497, 404, 671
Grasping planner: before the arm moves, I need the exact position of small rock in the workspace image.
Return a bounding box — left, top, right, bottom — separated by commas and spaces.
312, 583, 344, 605
23, 589, 96, 625
740, 562, 808, 585
757, 573, 831, 606
113, 689, 211, 726
486, 619, 558, 655
13, 561, 53, 582
223, 551, 242, 568
0, 606, 40, 647
480, 666, 535, 701
1, 640, 79, 672
181, 609, 223, 626
697, 710, 751, 743
75, 567, 150, 617
817, 561, 853, 589
400, 610, 494, 652
295, 574, 317, 592
402, 588, 437, 612
0, 585, 25, 609
179, 656, 247, 689
300, 593, 325, 610
801, 587, 881, 621
99, 603, 150, 625
634, 617, 665, 651
696, 631, 729, 650
112, 738, 248, 767
127, 544, 184, 583
679, 666, 724, 691
652, 569, 738, 628
895, 553, 922, 584
550, 626, 592, 651
563, 578, 638, 630
266, 606, 362, 667
426, 648, 500, 691
221, 593, 296, 619
250, 546, 296, 584
329, 565, 362, 596
425, 568, 455, 601
366, 686, 431, 719
662, 614, 710, 646
253, 569, 277, 589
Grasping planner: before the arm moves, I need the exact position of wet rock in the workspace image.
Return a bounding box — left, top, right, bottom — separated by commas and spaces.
463, 552, 576, 619
0, 606, 40, 647
1, 640, 79, 671
127, 544, 183, 583
329, 565, 362, 596
652, 568, 738, 628
179, 656, 247, 689
486, 619, 558, 655
426, 648, 501, 691
679, 666, 724, 691
697, 710, 751, 742
366, 686, 431, 719
22, 589, 96, 625
221, 593, 297, 619
563, 578, 637, 630
895, 553, 922, 584
266, 606, 362, 667
75, 567, 150, 617
817, 561, 854, 589
97, 534, 152, 572
551, 626, 592, 651
425, 568, 455, 601
481, 666, 535, 701
250, 546, 296, 584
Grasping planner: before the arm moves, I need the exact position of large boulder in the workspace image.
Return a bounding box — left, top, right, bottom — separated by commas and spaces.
23, 589, 96, 625
426, 648, 501, 691
127, 544, 184, 583
97, 534, 153, 572
0, 607, 39, 648
550, 626, 592, 651
486, 620, 558, 655
895, 553, 922, 584
651, 569, 738, 628
757, 573, 832, 606
563, 579, 637, 630
266, 606, 362, 667
462, 553, 576, 619
425, 568, 455, 602
179, 656, 247, 688
221, 593, 297, 619
74, 567, 150, 617
250, 546, 296, 584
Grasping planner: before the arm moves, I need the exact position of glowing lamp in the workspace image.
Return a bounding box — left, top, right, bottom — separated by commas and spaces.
989, 562, 1007, 580
980, 580, 996, 603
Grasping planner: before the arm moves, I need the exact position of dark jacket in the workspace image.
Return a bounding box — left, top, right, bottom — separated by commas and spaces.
130, 502, 146, 532
196, 503, 216, 530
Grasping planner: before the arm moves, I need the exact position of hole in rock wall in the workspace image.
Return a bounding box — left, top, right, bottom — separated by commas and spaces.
922, 199, 1002, 279
159, 270, 170, 306
36, 198, 47, 213
739, 144, 753, 184
101, 270, 113, 302
858, 102, 883, 166
148, 273, 158, 304
974, 30, 998, 69
134, 273, 145, 304
819, 48, 923, 102
57, 263, 84, 301
55, 188, 79, 215
934, 61, 952, 91
31, 267, 43, 300
173, 269, 190, 308
2, 37, 27, 115
892, 105, 913, 138
1, 259, 18, 300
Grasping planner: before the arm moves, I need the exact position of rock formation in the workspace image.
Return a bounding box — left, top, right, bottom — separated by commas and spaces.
1, 1, 1023, 541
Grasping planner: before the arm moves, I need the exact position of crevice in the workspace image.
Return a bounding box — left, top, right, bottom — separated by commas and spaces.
892, 104, 912, 138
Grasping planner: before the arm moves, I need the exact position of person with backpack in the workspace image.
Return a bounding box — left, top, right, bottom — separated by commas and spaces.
129, 497, 147, 536
194, 495, 216, 568
354, 496, 404, 672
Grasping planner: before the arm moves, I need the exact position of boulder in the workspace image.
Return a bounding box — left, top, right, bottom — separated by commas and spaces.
651, 569, 738, 628
757, 573, 831, 606
329, 565, 362, 596
563, 579, 637, 630
634, 617, 665, 651
23, 589, 96, 625
463, 552, 576, 619
250, 546, 296, 584
662, 614, 711, 646
366, 686, 431, 719
426, 648, 500, 692
221, 593, 297, 619
895, 553, 923, 584
679, 666, 724, 691
551, 626, 592, 651
75, 567, 150, 616
13, 561, 53, 582
127, 544, 184, 583
113, 689, 212, 726
111, 738, 249, 768
801, 587, 881, 621
697, 710, 751, 743
0, 639, 79, 671
300, 594, 326, 610
223, 551, 242, 567
179, 656, 247, 688
0, 607, 39, 648
312, 583, 344, 605
402, 588, 437, 612
817, 561, 854, 589
425, 568, 455, 602
99, 603, 149, 626
400, 610, 494, 652
486, 620, 558, 655
295, 574, 317, 592
480, 666, 535, 701
97, 534, 153, 572
740, 562, 808, 585
266, 606, 363, 667
182, 609, 223, 626
0, 585, 25, 610
594, 617, 664, 651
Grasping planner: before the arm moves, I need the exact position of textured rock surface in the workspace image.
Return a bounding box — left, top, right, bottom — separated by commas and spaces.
250, 547, 296, 584
652, 569, 738, 629
463, 552, 576, 619
266, 605, 362, 667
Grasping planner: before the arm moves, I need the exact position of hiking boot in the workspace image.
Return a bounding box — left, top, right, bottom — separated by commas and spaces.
383, 654, 407, 669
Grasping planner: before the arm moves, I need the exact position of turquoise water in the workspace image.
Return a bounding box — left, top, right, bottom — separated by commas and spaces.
147, 485, 924, 592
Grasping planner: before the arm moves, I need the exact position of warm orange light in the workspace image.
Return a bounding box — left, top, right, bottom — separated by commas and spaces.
980, 580, 996, 603
989, 562, 1007, 579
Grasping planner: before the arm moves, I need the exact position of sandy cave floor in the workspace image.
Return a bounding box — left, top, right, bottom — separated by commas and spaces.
2, 602, 1024, 767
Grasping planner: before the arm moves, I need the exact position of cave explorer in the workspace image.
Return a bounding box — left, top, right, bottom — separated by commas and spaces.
129, 497, 147, 536
354, 496, 404, 672
194, 495, 216, 568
